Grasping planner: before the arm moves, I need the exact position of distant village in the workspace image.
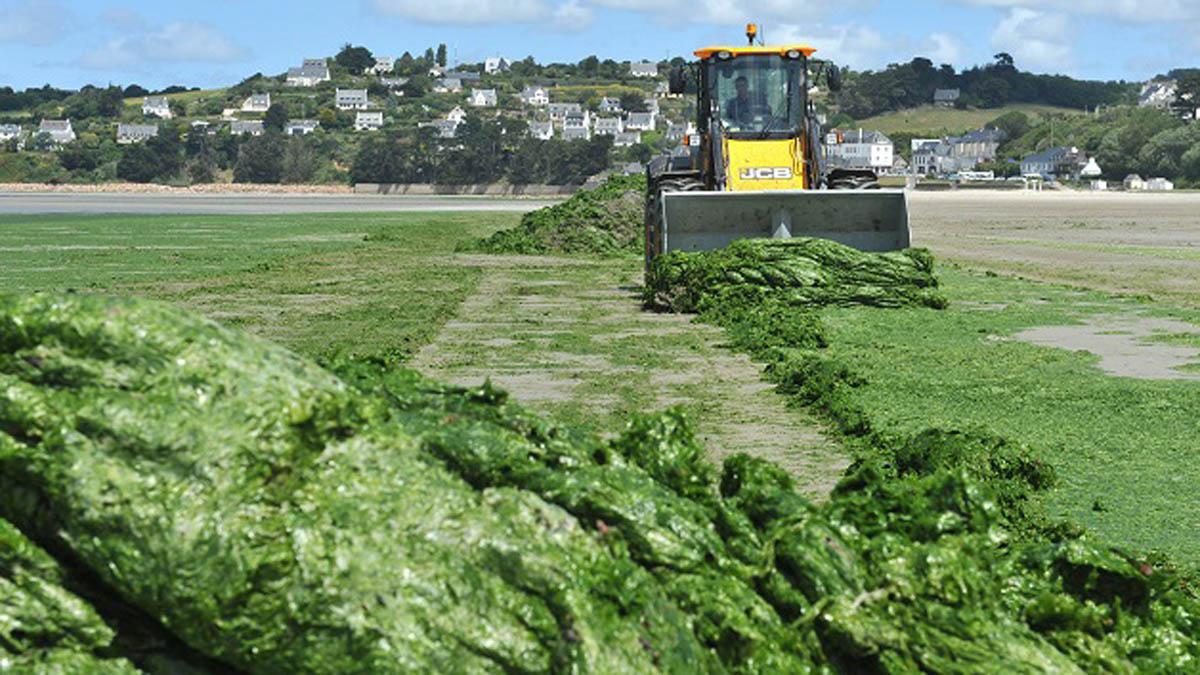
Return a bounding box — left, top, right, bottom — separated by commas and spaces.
1, 50, 1197, 189
0, 54, 686, 178
820, 81, 1196, 192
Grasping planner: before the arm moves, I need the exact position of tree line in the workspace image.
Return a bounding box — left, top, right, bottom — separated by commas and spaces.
835, 55, 1136, 119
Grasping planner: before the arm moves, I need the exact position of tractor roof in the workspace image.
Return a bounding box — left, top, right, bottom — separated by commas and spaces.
694, 45, 817, 59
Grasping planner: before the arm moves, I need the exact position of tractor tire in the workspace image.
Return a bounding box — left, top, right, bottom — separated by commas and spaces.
645, 177, 703, 269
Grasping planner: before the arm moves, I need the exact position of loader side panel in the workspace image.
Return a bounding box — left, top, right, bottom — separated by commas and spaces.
723, 138, 808, 191
659, 190, 911, 254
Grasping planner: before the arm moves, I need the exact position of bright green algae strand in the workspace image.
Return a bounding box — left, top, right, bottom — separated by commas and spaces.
459, 174, 647, 256
0, 291, 1197, 672
644, 237, 947, 313
0, 517, 138, 672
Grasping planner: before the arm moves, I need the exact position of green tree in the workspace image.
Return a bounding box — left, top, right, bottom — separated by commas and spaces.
1172, 70, 1200, 118
281, 137, 318, 183
578, 55, 599, 77
400, 75, 431, 99
335, 43, 375, 74
116, 132, 183, 184
987, 110, 1031, 140
264, 103, 289, 132
619, 92, 647, 113
395, 52, 416, 75
436, 44, 448, 67
58, 146, 101, 172
233, 133, 284, 183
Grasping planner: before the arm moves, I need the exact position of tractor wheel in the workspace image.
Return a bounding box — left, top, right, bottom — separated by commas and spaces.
645, 178, 703, 268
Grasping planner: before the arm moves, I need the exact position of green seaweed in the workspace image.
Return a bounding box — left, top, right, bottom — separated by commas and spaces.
460, 175, 647, 256
0, 292, 1196, 671
644, 238, 947, 313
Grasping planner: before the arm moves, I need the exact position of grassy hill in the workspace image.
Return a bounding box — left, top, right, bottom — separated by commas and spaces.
854, 103, 1084, 136
121, 88, 228, 109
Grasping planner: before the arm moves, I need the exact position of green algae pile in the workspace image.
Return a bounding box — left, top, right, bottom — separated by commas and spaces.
460, 175, 646, 256
645, 238, 947, 313
0, 292, 1197, 672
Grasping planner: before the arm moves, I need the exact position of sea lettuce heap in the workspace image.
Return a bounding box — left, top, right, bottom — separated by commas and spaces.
0, 292, 1196, 673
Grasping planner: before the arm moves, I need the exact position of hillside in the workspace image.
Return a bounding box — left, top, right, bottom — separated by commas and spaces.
853, 103, 1083, 136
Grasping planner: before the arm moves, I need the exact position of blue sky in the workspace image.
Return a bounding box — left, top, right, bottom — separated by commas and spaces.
0, 0, 1197, 90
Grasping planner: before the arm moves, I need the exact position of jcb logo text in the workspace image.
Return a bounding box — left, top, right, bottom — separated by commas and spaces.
739, 167, 793, 180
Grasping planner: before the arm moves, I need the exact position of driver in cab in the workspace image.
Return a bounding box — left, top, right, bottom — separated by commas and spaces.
724, 76, 770, 125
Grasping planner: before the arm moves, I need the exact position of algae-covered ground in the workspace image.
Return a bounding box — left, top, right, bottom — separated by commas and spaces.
2, 292, 1198, 671
818, 267, 1200, 559
2, 196, 1200, 669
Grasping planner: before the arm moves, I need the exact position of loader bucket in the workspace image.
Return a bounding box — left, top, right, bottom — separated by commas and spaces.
655, 189, 911, 257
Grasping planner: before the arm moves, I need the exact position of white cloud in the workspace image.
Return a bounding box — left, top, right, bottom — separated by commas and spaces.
956, 0, 1197, 22
0, 0, 72, 45
990, 7, 1071, 71
924, 33, 963, 66
79, 21, 246, 70
589, 0, 874, 24
553, 0, 594, 31
772, 22, 889, 69
370, 0, 550, 23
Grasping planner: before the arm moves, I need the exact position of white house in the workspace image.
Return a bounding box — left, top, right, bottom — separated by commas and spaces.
527, 121, 553, 140
1147, 177, 1175, 191
336, 88, 370, 110
1139, 80, 1177, 109
420, 119, 459, 138
446, 106, 467, 123
37, 120, 75, 145
1021, 146, 1085, 180
933, 89, 960, 106
548, 102, 582, 122
599, 97, 623, 114
825, 129, 894, 171
666, 121, 696, 140
242, 93, 271, 113
613, 131, 641, 147
287, 58, 330, 87
443, 70, 481, 83
142, 96, 172, 119
563, 111, 591, 140
625, 111, 656, 131
380, 77, 409, 92
230, 120, 265, 136
434, 78, 463, 94
1123, 174, 1146, 191
116, 123, 158, 144
285, 119, 320, 136
519, 86, 549, 106
1080, 157, 1103, 178
594, 117, 624, 136
368, 57, 395, 75
355, 111, 384, 131
468, 88, 497, 107
629, 61, 659, 78
0, 124, 23, 142
484, 57, 510, 74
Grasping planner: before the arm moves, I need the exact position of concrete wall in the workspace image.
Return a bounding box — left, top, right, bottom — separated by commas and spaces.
354, 183, 582, 196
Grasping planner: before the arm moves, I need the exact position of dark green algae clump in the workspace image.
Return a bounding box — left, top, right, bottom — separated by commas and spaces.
0, 293, 1197, 672
459, 174, 646, 256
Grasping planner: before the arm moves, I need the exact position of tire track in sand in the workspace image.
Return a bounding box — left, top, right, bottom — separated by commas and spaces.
411, 254, 848, 498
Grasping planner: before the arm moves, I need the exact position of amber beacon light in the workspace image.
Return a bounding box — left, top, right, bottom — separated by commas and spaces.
745, 23, 757, 45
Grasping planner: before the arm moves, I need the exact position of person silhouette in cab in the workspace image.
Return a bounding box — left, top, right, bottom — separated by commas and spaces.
725, 76, 770, 125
